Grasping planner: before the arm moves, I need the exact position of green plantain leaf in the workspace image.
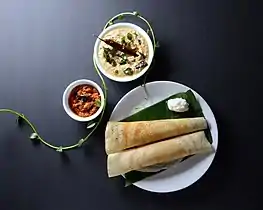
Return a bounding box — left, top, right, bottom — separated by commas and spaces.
124, 170, 163, 187
120, 90, 212, 186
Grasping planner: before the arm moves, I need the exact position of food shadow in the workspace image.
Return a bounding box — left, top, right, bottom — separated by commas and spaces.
115, 112, 234, 207
60, 152, 71, 165
146, 44, 178, 82
106, 76, 143, 100
82, 102, 114, 157
105, 43, 178, 107
142, 153, 214, 181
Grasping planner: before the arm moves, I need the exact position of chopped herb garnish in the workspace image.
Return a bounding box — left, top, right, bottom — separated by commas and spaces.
135, 60, 148, 69
103, 48, 111, 63
126, 42, 132, 49
103, 47, 118, 66
121, 54, 127, 59
119, 60, 127, 65
103, 47, 110, 53
103, 47, 117, 56
121, 36, 126, 44
127, 33, 133, 40
95, 99, 101, 107
119, 54, 128, 65
111, 60, 117, 67
139, 52, 146, 59
114, 70, 119, 74
124, 68, 133, 76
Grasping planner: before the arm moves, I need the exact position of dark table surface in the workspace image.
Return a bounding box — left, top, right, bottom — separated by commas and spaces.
0, 0, 262, 210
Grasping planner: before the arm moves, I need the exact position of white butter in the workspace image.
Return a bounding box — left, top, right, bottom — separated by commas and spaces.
167, 98, 189, 112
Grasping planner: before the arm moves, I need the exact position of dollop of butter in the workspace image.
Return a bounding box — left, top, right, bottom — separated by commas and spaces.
167, 98, 189, 112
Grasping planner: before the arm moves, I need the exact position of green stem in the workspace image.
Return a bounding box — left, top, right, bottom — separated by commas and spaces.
104, 11, 158, 98
0, 109, 60, 149
0, 11, 154, 152
104, 12, 157, 52
0, 56, 107, 151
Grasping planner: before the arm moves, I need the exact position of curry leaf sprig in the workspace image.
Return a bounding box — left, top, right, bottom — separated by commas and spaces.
104, 11, 158, 53
0, 58, 107, 152
0, 11, 156, 152
104, 11, 159, 99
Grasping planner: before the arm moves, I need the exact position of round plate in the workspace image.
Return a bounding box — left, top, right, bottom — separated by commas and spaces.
110, 81, 218, 193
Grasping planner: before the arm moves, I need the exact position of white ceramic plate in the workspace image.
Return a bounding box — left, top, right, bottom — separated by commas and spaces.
110, 81, 218, 193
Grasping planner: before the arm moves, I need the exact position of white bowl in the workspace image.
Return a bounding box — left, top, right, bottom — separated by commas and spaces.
62, 79, 105, 122
93, 22, 154, 82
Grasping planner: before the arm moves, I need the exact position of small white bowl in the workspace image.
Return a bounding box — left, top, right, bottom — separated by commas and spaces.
93, 22, 154, 82
62, 79, 105, 122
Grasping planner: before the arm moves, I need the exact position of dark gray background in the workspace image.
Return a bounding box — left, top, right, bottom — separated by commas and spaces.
0, 0, 262, 210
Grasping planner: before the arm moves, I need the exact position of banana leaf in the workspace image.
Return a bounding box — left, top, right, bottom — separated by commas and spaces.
120, 90, 212, 186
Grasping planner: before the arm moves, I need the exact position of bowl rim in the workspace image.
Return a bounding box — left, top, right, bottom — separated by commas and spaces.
93, 22, 154, 82
62, 79, 105, 122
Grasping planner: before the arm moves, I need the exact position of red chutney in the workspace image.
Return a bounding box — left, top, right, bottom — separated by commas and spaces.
68, 85, 101, 117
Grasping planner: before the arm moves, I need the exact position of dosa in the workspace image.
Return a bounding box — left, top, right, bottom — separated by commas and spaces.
107, 131, 212, 177
105, 117, 207, 154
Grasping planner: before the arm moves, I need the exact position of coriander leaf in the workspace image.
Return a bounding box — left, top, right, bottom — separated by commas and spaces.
103, 49, 111, 63
119, 59, 127, 65
124, 68, 133, 76
121, 54, 127, 59
127, 33, 133, 40
95, 99, 101, 107
111, 59, 117, 67
121, 36, 126, 44
119, 54, 128, 65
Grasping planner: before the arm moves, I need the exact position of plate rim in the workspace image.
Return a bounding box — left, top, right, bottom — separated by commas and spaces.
109, 80, 218, 193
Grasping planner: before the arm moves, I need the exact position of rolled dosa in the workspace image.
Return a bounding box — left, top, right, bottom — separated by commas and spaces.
107, 131, 212, 177
105, 117, 207, 154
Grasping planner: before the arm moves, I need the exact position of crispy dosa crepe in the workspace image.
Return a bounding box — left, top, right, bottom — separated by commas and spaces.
105, 117, 207, 154
107, 131, 212, 177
